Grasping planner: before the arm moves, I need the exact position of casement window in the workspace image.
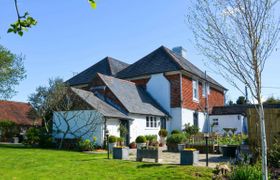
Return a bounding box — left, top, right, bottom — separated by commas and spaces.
146, 116, 159, 128
212, 118, 219, 126
192, 80, 199, 101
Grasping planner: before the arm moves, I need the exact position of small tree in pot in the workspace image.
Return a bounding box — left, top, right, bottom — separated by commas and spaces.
158, 129, 168, 147
135, 136, 146, 149
108, 135, 117, 153
166, 133, 186, 152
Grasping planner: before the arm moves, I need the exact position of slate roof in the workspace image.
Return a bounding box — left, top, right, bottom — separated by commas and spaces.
97, 73, 168, 116
0, 101, 41, 126
211, 104, 280, 115
117, 46, 226, 90
67, 57, 129, 86
71, 88, 129, 119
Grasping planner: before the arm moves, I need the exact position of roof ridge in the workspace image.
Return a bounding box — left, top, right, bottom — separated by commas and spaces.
0, 100, 29, 105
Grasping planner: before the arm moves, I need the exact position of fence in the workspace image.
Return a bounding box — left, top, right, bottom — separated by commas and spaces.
247, 107, 280, 151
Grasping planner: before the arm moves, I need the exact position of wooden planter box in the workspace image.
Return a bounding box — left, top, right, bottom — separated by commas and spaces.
113, 147, 129, 160
180, 150, 199, 165
220, 145, 238, 158
136, 148, 161, 163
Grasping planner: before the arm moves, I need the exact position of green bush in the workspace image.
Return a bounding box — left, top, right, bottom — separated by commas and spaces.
135, 135, 146, 143
268, 140, 280, 168
24, 127, 54, 148
183, 123, 199, 136
171, 129, 180, 135
166, 133, 186, 144
229, 164, 262, 180
78, 139, 94, 151
145, 135, 157, 142
218, 134, 246, 146
117, 137, 124, 142
108, 135, 117, 143
158, 129, 168, 137
0, 120, 18, 141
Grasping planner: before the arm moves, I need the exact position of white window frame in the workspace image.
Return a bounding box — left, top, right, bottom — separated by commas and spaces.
202, 82, 206, 97
146, 116, 159, 129
192, 79, 199, 102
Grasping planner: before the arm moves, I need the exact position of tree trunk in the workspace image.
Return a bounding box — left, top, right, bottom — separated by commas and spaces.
258, 100, 268, 180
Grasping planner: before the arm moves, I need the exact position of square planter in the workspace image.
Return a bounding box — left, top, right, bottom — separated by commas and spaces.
180, 150, 199, 165
220, 145, 238, 158
136, 148, 161, 163
178, 144, 185, 152
113, 147, 129, 160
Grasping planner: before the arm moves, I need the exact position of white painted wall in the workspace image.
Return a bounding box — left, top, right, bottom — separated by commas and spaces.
106, 118, 120, 137
147, 73, 171, 114
170, 108, 182, 131
129, 114, 161, 142
53, 110, 104, 145
209, 114, 246, 134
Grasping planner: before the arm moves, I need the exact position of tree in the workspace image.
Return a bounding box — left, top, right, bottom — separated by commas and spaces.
264, 96, 280, 104
7, 0, 96, 36
236, 96, 246, 105
28, 78, 64, 133
0, 45, 26, 99
187, 1, 280, 179
30, 78, 103, 149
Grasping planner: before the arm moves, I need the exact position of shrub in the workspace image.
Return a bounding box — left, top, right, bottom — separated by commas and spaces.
218, 134, 246, 146
108, 135, 117, 143
145, 135, 157, 142
171, 129, 180, 135
166, 133, 186, 144
117, 137, 124, 142
183, 123, 199, 136
229, 164, 262, 180
268, 140, 280, 168
158, 129, 168, 137
0, 120, 18, 141
78, 139, 94, 151
24, 127, 40, 145
135, 135, 146, 143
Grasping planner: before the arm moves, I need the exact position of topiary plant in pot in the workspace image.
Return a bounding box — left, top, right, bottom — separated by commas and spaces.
166, 133, 186, 152
158, 129, 168, 147
135, 135, 147, 149
108, 135, 117, 153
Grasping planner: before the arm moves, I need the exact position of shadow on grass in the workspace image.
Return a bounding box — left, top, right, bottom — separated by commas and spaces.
137, 164, 162, 168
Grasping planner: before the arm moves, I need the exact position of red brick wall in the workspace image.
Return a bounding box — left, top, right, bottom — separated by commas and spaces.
165, 74, 181, 108
181, 75, 224, 111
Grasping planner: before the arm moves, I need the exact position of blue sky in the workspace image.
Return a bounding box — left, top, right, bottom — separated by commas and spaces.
0, 0, 279, 103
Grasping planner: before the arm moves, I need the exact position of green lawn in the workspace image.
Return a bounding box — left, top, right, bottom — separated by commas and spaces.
0, 145, 213, 179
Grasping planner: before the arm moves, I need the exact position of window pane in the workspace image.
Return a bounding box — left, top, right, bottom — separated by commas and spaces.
146, 117, 149, 127
154, 117, 157, 127
150, 117, 153, 127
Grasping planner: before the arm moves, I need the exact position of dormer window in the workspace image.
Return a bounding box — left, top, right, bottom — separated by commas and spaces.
193, 80, 199, 101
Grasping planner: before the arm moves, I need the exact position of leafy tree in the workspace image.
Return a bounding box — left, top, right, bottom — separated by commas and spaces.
264, 96, 280, 104
187, 0, 280, 178
0, 120, 17, 142
0, 45, 26, 99
7, 0, 96, 36
236, 96, 246, 105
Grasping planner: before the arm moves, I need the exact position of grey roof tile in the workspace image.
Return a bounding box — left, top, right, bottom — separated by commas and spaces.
71, 87, 129, 119
97, 73, 168, 116
67, 57, 129, 86
117, 46, 226, 90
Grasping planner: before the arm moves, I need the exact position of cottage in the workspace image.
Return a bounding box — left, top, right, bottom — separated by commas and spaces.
55, 46, 226, 146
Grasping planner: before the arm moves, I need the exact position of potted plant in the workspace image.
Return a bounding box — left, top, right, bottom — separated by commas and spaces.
166, 133, 186, 152
129, 142, 137, 149
219, 134, 244, 157
113, 146, 129, 160
108, 135, 117, 153
158, 129, 168, 147
180, 148, 199, 165
135, 136, 147, 149
117, 137, 124, 146
145, 135, 157, 146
